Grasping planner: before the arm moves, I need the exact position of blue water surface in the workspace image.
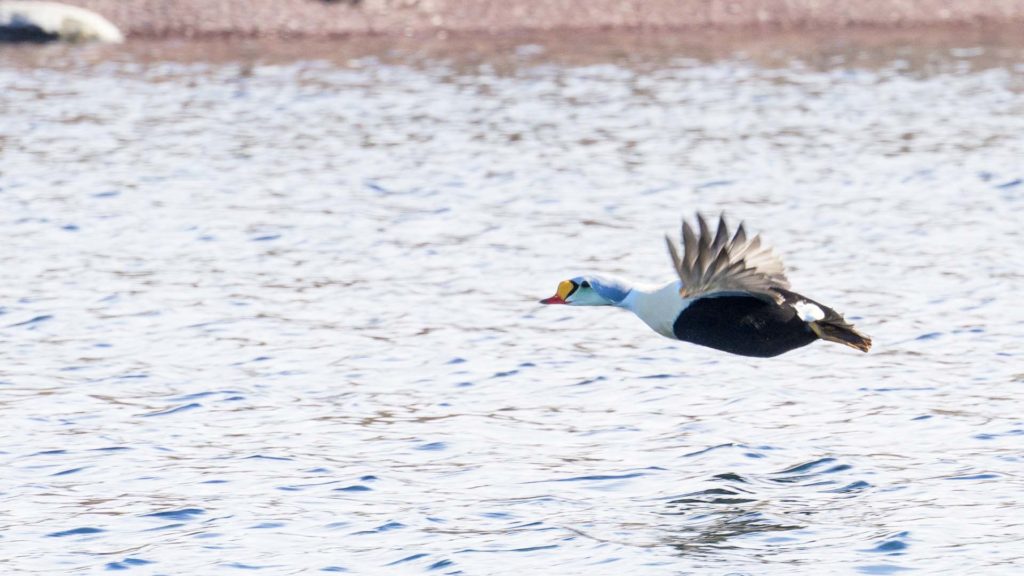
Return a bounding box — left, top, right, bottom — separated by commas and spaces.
1, 32, 1023, 574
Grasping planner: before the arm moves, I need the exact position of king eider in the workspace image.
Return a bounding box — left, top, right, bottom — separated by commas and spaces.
540, 213, 871, 358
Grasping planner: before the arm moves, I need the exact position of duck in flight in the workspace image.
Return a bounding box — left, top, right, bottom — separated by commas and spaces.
540, 213, 870, 358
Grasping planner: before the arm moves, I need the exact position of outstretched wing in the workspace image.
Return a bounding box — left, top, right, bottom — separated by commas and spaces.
665, 213, 790, 303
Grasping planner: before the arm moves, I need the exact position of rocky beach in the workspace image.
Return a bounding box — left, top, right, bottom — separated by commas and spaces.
29, 0, 1024, 38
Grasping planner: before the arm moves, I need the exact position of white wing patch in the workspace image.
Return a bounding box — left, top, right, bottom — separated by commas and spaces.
793, 300, 825, 322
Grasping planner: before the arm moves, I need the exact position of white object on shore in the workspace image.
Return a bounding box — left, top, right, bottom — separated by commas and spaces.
0, 1, 123, 43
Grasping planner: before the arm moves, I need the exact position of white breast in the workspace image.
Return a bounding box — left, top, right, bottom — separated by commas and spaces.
618, 281, 690, 339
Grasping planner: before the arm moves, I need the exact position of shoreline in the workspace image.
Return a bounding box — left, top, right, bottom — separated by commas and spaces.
44, 0, 1024, 39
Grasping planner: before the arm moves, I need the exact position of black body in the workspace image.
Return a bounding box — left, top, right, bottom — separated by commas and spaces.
672, 290, 828, 358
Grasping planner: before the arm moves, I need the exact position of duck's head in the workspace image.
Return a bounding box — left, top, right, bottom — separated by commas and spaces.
539, 275, 631, 306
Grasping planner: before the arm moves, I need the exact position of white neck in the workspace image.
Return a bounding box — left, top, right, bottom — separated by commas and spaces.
616, 280, 689, 339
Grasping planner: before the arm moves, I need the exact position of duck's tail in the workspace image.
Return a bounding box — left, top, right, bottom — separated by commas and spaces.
809, 317, 871, 353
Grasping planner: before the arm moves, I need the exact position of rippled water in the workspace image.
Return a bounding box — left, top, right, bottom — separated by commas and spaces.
2, 31, 1023, 574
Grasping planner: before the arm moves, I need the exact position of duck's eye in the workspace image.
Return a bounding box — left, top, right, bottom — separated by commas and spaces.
580, 281, 590, 289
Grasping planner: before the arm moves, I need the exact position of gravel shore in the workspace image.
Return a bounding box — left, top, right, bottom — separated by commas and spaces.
51, 0, 1024, 38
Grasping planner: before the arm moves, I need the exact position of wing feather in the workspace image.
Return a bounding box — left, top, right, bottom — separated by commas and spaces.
668, 213, 790, 303
682, 220, 698, 268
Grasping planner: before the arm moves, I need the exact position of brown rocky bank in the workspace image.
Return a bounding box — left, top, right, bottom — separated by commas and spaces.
49, 0, 1024, 38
